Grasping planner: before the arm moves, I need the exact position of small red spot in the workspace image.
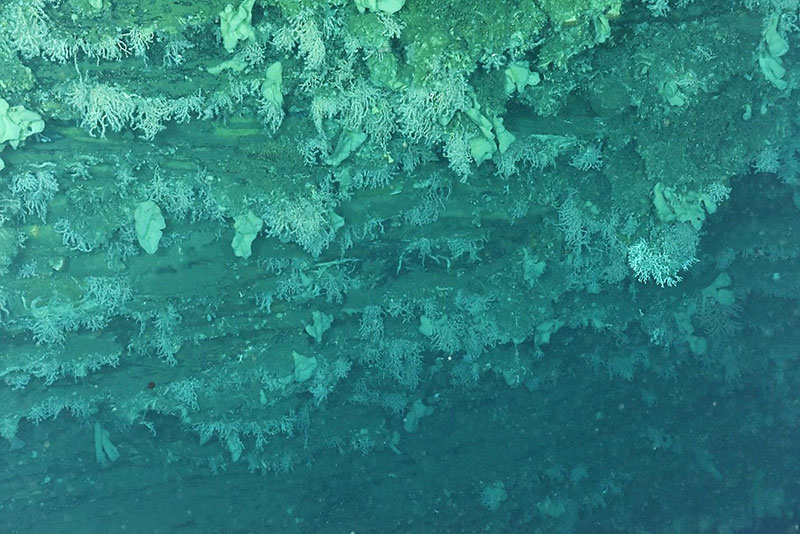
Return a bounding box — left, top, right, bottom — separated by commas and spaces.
147, 381, 156, 390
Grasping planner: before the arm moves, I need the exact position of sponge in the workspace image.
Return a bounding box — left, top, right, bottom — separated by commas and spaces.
354, 0, 406, 14
219, 0, 256, 53
134, 200, 166, 255
0, 98, 45, 171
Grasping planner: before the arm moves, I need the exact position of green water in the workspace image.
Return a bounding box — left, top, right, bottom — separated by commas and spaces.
0, 0, 798, 532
